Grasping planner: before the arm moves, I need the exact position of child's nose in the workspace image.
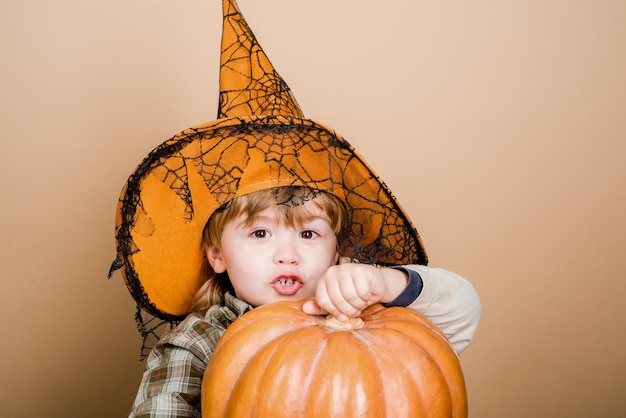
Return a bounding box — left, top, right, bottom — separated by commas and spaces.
273, 239, 300, 265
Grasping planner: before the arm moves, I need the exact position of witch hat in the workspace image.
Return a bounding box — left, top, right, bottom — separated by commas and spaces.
110, 0, 427, 338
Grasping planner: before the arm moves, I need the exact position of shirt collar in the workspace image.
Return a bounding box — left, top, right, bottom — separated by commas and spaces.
223, 292, 254, 317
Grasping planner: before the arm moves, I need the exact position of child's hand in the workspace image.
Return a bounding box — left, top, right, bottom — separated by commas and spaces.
302, 263, 408, 320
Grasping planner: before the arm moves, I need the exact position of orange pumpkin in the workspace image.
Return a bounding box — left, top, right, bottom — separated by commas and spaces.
201, 300, 467, 417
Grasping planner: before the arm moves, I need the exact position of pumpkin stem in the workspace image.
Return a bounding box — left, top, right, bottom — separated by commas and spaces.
323, 315, 364, 330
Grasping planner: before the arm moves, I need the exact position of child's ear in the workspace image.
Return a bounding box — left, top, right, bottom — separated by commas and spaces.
206, 246, 227, 273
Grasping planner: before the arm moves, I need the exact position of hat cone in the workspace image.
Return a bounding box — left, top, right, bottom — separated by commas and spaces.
219, 0, 304, 118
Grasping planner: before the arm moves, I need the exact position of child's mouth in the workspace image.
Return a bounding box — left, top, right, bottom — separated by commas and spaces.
272, 275, 303, 295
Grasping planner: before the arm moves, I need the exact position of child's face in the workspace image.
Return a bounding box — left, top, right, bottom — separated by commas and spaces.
206, 202, 340, 307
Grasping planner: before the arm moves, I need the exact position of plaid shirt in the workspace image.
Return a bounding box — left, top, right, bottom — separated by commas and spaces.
128, 293, 252, 417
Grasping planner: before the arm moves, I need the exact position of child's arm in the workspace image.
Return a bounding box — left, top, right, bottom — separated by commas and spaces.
302, 263, 481, 354
402, 265, 481, 354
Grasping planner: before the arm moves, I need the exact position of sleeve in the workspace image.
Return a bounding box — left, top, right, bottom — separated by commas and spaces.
128, 315, 219, 418
403, 265, 481, 355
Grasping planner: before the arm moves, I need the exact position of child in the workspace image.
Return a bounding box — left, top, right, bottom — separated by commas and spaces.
110, 1, 480, 416
127, 186, 479, 416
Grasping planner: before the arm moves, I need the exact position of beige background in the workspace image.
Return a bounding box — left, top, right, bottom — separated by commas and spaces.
2, 0, 625, 417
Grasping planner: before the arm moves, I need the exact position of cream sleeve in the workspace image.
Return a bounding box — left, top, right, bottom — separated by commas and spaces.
404, 265, 482, 355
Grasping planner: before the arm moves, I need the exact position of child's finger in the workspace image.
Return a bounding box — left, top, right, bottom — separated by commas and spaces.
301, 299, 326, 316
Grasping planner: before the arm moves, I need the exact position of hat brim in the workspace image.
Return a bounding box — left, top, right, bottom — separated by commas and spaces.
113, 115, 427, 319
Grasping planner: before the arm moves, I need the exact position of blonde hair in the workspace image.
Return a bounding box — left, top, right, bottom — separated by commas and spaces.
189, 187, 345, 311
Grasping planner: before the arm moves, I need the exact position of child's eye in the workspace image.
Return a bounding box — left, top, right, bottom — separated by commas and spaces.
251, 230, 269, 239
300, 230, 317, 239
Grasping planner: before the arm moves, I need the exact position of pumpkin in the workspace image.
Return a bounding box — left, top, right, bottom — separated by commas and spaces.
201, 300, 467, 417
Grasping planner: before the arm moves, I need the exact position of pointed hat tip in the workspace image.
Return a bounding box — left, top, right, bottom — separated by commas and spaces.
218, 0, 304, 119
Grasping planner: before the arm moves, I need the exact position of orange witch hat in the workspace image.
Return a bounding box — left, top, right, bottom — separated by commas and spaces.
110, 0, 427, 343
